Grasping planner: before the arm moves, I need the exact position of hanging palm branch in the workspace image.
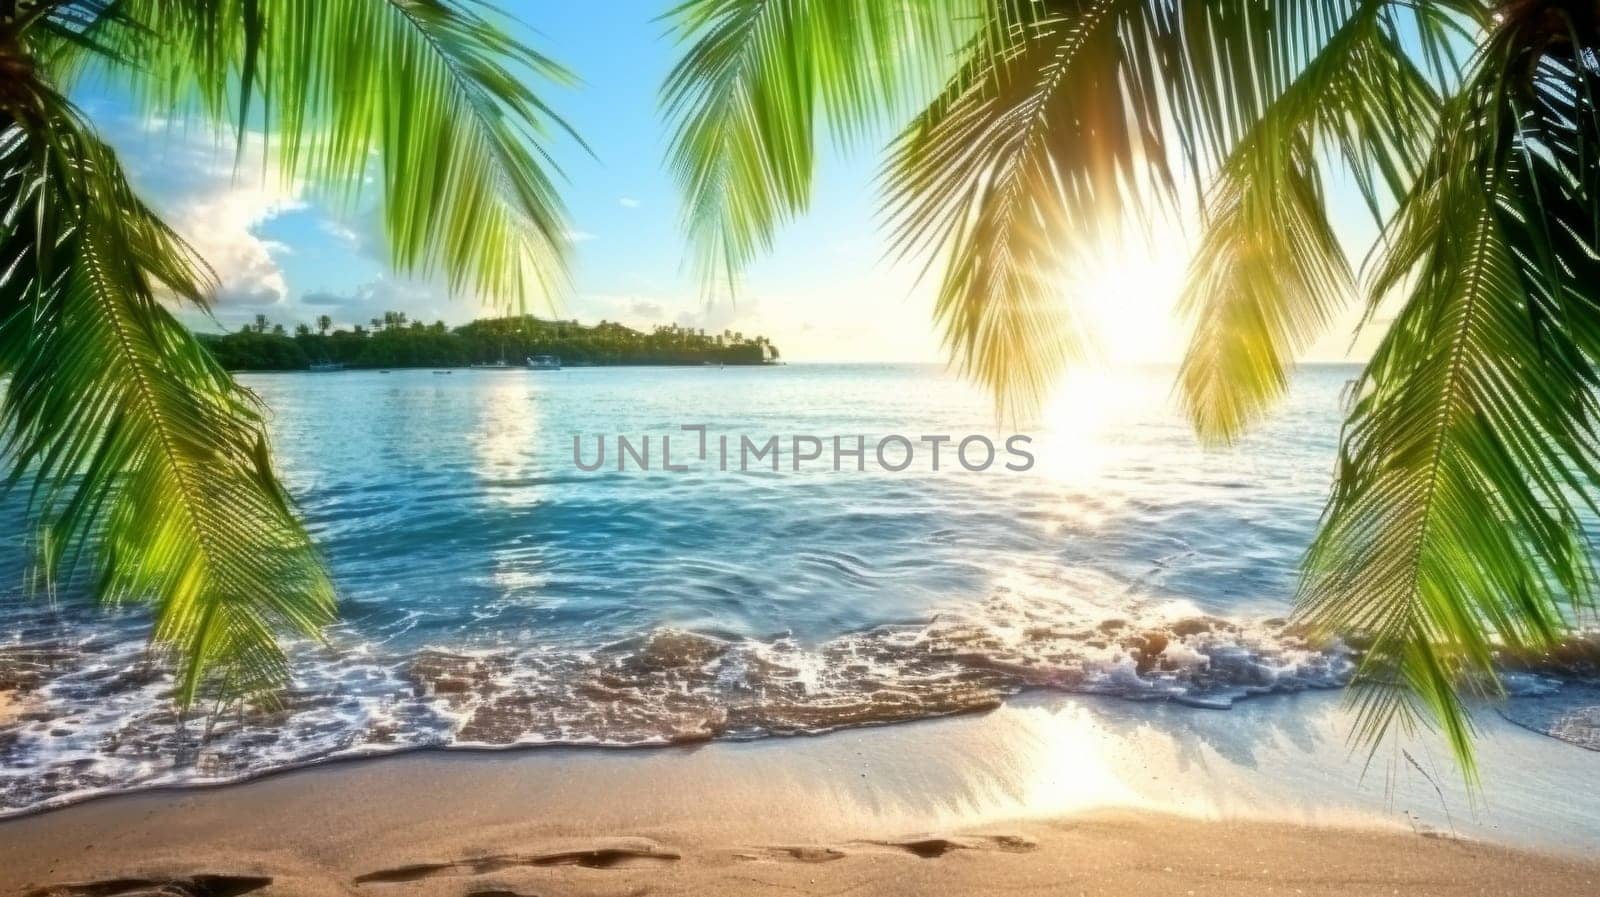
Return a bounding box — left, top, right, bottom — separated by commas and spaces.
46, 0, 584, 300
660, 0, 980, 289
1302, 11, 1600, 780
0, 1, 581, 707
0, 88, 334, 705
664, 0, 1451, 412
881, 0, 1139, 414
1177, 0, 1446, 442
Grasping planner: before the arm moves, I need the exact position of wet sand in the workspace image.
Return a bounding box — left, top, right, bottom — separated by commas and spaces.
2, 692, 1596, 896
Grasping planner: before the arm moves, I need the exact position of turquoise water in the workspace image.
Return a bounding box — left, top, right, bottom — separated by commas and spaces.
268, 363, 1344, 634
0, 363, 1482, 810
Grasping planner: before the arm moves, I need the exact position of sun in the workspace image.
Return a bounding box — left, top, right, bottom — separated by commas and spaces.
1030, 227, 1190, 494
1059, 226, 1190, 364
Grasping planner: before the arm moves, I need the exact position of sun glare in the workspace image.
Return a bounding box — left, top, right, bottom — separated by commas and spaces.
1035, 367, 1153, 509
1024, 229, 1189, 504
1061, 230, 1189, 364
1031, 232, 1186, 495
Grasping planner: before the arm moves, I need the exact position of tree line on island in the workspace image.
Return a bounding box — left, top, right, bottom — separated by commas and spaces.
196, 312, 781, 370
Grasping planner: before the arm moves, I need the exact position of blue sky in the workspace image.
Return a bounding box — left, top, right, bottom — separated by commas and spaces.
76, 1, 1378, 364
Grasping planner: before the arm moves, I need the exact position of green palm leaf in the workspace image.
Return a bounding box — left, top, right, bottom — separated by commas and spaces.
1302, 19, 1600, 777
1177, 0, 1442, 443
49, 0, 583, 302
0, 89, 335, 706
1, 0, 582, 707
660, 0, 979, 289
884, 0, 1391, 414
883, 0, 1142, 413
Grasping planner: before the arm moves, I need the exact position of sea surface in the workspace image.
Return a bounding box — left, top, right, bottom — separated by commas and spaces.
0, 363, 1591, 814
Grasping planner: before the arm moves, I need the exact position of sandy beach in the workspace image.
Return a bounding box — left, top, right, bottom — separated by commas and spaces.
3, 692, 1595, 896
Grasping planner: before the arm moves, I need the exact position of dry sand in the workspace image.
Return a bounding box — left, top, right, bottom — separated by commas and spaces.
2, 692, 1596, 896
5, 809, 1594, 897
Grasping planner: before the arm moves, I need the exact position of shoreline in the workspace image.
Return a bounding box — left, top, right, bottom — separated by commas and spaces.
2, 691, 1596, 896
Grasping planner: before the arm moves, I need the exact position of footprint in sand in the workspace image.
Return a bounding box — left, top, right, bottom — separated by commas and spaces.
743, 834, 1038, 864
745, 846, 849, 864
353, 845, 680, 884
867, 835, 1039, 858
24, 874, 273, 897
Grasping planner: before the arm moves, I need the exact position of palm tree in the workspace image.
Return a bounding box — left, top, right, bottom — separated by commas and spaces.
661, 0, 1600, 776
316, 314, 332, 336
1, 1, 579, 709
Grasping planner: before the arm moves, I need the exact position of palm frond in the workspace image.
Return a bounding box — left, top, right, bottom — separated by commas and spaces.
1177, 0, 1441, 443
660, 0, 980, 289
1300, 21, 1600, 778
884, 0, 1144, 415
0, 90, 335, 708
40, 0, 582, 304
15, 1, 143, 70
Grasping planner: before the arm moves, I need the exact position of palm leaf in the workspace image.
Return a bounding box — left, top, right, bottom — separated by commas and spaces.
1177, 0, 1442, 443
883, 0, 1144, 414
0, 84, 335, 708
660, 0, 980, 290
0, 0, 583, 707
882, 0, 1452, 415
1300, 20, 1600, 777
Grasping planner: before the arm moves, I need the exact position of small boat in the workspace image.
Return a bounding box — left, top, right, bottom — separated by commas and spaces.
526, 354, 561, 371
308, 361, 344, 372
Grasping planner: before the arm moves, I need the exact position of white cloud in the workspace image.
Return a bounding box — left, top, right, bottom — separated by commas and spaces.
628, 300, 665, 320
171, 188, 304, 305
565, 229, 597, 243
675, 296, 750, 333
111, 119, 304, 307
318, 218, 361, 250
618, 197, 640, 208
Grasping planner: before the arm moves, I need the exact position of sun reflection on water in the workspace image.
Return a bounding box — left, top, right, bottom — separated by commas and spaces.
469, 373, 545, 492
1030, 367, 1166, 530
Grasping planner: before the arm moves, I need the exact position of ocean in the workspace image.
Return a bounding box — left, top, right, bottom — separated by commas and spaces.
0, 363, 1581, 814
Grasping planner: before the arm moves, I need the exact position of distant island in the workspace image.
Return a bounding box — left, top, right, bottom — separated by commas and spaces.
196, 312, 781, 370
